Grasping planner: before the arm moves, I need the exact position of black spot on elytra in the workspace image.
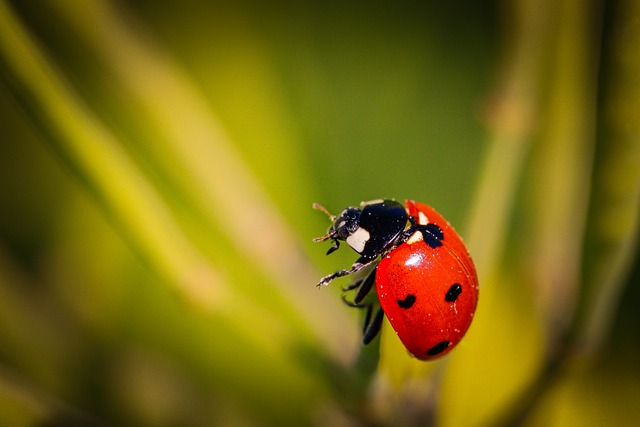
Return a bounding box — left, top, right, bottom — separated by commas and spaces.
397, 294, 416, 309
427, 340, 451, 356
445, 283, 462, 302
420, 223, 444, 248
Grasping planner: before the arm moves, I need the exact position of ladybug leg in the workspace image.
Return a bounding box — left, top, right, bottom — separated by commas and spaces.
341, 266, 376, 302
341, 297, 384, 344
341, 294, 366, 308
341, 267, 384, 344
342, 279, 363, 292
353, 267, 376, 304
362, 306, 384, 344
317, 257, 375, 287
325, 240, 340, 255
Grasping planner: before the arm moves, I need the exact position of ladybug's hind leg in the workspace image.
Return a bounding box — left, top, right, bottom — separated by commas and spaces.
342, 298, 385, 345
341, 266, 384, 344
362, 306, 384, 345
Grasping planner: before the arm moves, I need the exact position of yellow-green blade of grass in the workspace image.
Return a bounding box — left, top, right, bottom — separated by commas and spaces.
0, 0, 226, 310
574, 0, 640, 358
45, 0, 356, 362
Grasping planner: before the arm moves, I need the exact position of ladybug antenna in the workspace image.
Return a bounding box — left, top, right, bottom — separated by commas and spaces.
313, 233, 334, 243
312, 231, 340, 254
312, 203, 336, 221
312, 203, 339, 247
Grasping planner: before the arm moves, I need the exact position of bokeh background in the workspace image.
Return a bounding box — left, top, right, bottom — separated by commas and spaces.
1, 0, 639, 426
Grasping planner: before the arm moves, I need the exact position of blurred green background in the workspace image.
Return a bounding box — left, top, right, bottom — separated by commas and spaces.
1, 0, 639, 426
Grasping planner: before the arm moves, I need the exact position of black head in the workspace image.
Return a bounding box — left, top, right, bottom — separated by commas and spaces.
313, 205, 362, 255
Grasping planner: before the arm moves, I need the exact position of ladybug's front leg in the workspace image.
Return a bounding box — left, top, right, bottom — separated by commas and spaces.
317, 257, 376, 287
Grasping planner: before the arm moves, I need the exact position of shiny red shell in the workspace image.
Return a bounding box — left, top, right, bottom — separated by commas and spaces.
375, 200, 479, 360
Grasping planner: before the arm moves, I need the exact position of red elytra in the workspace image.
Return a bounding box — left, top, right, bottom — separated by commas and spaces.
375, 200, 479, 360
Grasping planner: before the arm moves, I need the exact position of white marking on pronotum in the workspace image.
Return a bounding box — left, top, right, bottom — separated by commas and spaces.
406, 230, 423, 245
346, 227, 370, 253
418, 211, 428, 225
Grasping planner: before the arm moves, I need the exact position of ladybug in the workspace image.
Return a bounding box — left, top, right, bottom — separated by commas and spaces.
314, 199, 478, 360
